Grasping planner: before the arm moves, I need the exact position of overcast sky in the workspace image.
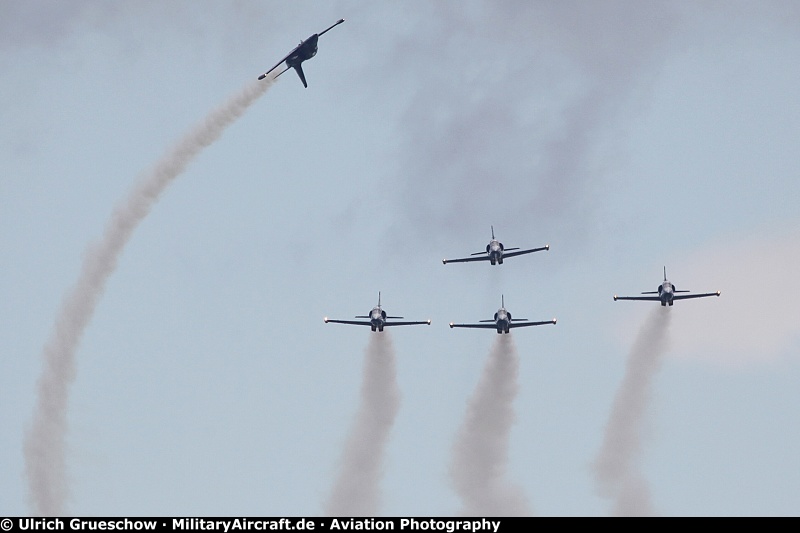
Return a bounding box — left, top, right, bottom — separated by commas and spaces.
2, 0, 800, 516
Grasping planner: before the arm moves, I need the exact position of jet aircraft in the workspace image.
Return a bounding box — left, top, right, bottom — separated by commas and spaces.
324, 292, 431, 332
449, 296, 556, 334
614, 267, 721, 306
257, 19, 345, 87
442, 226, 549, 265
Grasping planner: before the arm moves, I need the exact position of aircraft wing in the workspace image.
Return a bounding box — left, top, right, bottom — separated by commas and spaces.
442, 255, 489, 265
672, 291, 721, 301
508, 319, 557, 328
323, 318, 372, 326
257, 49, 296, 80
613, 295, 662, 301
502, 245, 550, 259
383, 320, 431, 327
449, 322, 499, 329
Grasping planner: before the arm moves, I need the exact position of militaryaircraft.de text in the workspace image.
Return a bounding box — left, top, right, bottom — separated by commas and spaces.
442, 226, 549, 265
449, 296, 556, 334
324, 293, 431, 332
614, 267, 721, 306
258, 19, 345, 87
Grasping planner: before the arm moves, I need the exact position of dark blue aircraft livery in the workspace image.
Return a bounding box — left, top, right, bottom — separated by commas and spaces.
258, 19, 345, 87
614, 267, 721, 306
449, 296, 556, 334
324, 292, 431, 332
442, 226, 549, 266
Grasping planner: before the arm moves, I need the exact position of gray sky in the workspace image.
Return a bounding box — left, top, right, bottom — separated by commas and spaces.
2, 0, 800, 516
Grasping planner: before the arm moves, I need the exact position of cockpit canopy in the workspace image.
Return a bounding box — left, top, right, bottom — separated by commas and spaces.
487, 240, 503, 253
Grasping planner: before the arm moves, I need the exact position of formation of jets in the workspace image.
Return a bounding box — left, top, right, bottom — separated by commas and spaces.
257, 22, 722, 334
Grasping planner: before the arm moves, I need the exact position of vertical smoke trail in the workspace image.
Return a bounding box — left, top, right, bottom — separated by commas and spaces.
450, 334, 531, 516
325, 332, 401, 516
593, 306, 672, 516
24, 76, 275, 516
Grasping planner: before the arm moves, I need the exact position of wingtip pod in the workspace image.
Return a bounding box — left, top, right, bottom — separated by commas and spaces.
442, 259, 447, 265
716, 290, 721, 296
427, 319, 432, 325
323, 317, 329, 323
546, 244, 550, 250
553, 318, 557, 325
258, 73, 266, 80
449, 322, 454, 328
613, 295, 618, 301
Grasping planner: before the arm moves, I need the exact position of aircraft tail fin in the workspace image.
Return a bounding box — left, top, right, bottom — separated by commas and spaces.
293, 64, 308, 88
664, 266, 667, 281
491, 225, 495, 240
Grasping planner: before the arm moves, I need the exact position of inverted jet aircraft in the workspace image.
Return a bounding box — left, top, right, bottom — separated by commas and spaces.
442, 226, 549, 265
614, 267, 721, 306
324, 292, 431, 332
449, 296, 556, 334
257, 19, 345, 87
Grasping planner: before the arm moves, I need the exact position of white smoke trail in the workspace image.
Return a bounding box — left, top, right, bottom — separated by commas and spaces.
593, 306, 672, 516
325, 332, 401, 516
450, 334, 531, 516
24, 76, 275, 516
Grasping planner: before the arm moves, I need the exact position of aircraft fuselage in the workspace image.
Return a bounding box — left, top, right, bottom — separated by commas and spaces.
286, 35, 319, 68
368, 307, 387, 331
658, 281, 675, 306
487, 240, 505, 265
494, 308, 512, 333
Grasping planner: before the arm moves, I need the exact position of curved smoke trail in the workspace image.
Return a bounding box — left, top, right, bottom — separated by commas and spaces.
325, 332, 401, 516
593, 306, 672, 516
24, 76, 275, 516
450, 334, 531, 516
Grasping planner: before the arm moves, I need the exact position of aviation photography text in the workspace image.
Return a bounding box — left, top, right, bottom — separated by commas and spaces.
8, 519, 504, 533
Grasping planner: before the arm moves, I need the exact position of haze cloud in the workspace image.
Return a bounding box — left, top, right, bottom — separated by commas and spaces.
381, 3, 680, 255
670, 228, 800, 365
